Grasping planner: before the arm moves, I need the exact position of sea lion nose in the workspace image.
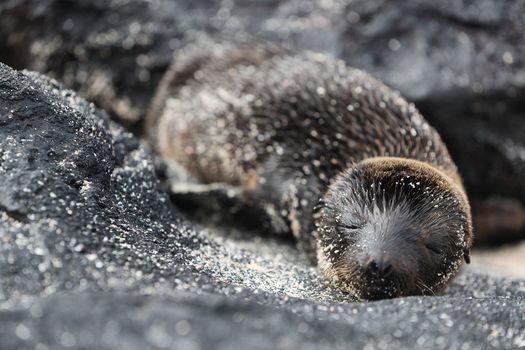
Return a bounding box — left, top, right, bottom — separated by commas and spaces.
366, 258, 393, 277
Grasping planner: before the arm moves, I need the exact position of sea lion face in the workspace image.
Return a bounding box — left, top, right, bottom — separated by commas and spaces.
315, 158, 472, 300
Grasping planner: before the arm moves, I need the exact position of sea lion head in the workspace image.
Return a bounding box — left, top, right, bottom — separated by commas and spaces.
315, 157, 473, 300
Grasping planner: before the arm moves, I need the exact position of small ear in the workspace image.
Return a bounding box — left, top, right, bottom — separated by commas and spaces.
312, 199, 326, 214
463, 248, 471, 264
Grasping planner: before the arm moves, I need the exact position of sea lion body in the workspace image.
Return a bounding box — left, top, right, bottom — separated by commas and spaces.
148, 40, 473, 300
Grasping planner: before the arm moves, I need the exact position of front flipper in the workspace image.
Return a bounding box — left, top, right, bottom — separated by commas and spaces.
249, 164, 322, 264
285, 185, 322, 265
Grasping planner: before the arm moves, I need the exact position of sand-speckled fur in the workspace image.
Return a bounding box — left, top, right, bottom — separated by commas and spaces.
147, 39, 473, 300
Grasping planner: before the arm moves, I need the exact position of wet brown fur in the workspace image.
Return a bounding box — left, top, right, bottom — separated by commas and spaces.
360, 157, 471, 226
318, 157, 472, 298
147, 38, 473, 300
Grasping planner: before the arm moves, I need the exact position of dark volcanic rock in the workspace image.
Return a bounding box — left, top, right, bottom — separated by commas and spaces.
0, 0, 186, 127
0, 63, 524, 349
0, 0, 263, 128
1, 287, 523, 350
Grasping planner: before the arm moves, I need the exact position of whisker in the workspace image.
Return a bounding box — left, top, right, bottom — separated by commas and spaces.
417, 279, 435, 295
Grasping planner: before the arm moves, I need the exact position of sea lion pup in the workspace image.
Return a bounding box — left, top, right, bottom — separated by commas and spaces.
146, 39, 473, 300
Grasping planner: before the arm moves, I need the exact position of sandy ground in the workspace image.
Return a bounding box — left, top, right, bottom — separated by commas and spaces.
471, 241, 525, 278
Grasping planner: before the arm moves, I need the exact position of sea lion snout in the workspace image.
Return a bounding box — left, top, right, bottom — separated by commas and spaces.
364, 256, 394, 277
360, 262, 402, 300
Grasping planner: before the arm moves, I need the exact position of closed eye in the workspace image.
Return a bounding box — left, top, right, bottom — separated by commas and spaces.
425, 243, 442, 255
337, 223, 363, 231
